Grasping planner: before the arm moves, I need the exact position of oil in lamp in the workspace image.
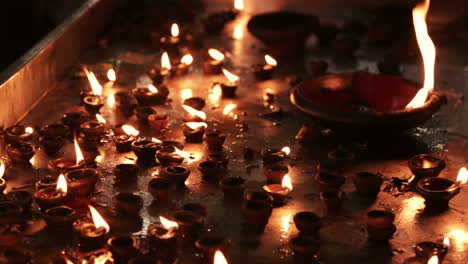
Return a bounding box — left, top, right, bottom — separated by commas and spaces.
220, 69, 239, 98
241, 200, 272, 233
42, 206, 77, 230
156, 147, 190, 166
113, 192, 144, 216
148, 216, 178, 261
82, 66, 105, 114
173, 210, 205, 238
114, 124, 139, 153
114, 163, 139, 183
352, 172, 384, 197
34, 174, 68, 209
414, 239, 449, 263
416, 167, 467, 210
4, 125, 35, 143
6, 141, 35, 164
182, 104, 207, 122
80, 114, 107, 139
133, 84, 170, 106
408, 154, 446, 182
74, 205, 110, 252
48, 137, 85, 176
183, 96, 206, 110
262, 174, 293, 206
261, 147, 290, 165
148, 178, 174, 202
174, 54, 194, 76
183, 122, 207, 142
289, 236, 320, 264
263, 163, 289, 184
198, 160, 226, 182
293, 211, 322, 236
195, 233, 229, 261
65, 168, 99, 197
204, 130, 226, 151
204, 49, 225, 74
251, 54, 278, 80
107, 235, 140, 263
131, 139, 161, 164
315, 170, 346, 192
365, 210, 396, 243
308, 58, 328, 76
160, 165, 191, 187
0, 162, 6, 194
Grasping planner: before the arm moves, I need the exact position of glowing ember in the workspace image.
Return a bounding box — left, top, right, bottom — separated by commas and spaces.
181, 54, 194, 65
234, 0, 244, 11
25, 127, 34, 134
265, 55, 278, 66
171, 23, 180, 37
94, 252, 113, 264
148, 84, 159, 93
82, 66, 103, 96
406, 0, 436, 109
96, 114, 106, 124
222, 69, 239, 83
0, 162, 5, 178
122, 125, 139, 137
208, 49, 225, 61
443, 237, 450, 247
88, 205, 110, 233
152, 137, 162, 143
107, 69, 116, 81
427, 255, 438, 264
56, 174, 68, 194
185, 122, 208, 130
174, 147, 190, 158
281, 146, 291, 155
161, 52, 172, 70
214, 250, 228, 264
456, 167, 468, 184
74, 137, 85, 165
223, 104, 237, 115
107, 94, 115, 107
180, 88, 193, 100
282, 174, 293, 191
182, 105, 207, 120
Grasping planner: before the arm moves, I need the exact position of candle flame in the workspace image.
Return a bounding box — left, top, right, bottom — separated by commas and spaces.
0, 161, 5, 179
223, 104, 237, 115
96, 114, 106, 124
107, 94, 115, 107
74, 137, 84, 165
171, 23, 180, 37
148, 84, 159, 93
94, 252, 113, 264
122, 124, 139, 137
427, 255, 438, 264
185, 122, 208, 130
25, 127, 34, 134
265, 55, 278, 66
88, 205, 110, 233
56, 174, 68, 194
222, 69, 239, 83
456, 167, 468, 184
107, 69, 116, 81
214, 250, 229, 264
182, 105, 207, 120
180, 88, 193, 100
82, 66, 103, 96
282, 174, 293, 191
174, 147, 190, 158
233, 24, 244, 40
181, 54, 194, 65
234, 0, 244, 11
443, 237, 450, 247
406, 0, 436, 109
152, 137, 162, 143
161, 52, 172, 70
208, 49, 225, 61
160, 216, 179, 229
281, 146, 291, 155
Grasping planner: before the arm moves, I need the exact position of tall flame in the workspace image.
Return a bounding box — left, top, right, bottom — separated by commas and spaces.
443, 237, 450, 247
25, 127, 34, 134
107, 69, 116, 81
96, 114, 106, 124
161, 52, 172, 70
233, 24, 244, 40
107, 94, 115, 107
281, 146, 291, 155
56, 174, 68, 194
457, 167, 468, 185
185, 122, 208, 130
223, 104, 237, 115
265, 55, 278, 66
171, 23, 180, 37
148, 84, 159, 93
282, 174, 293, 191
234, 0, 244, 11
222, 69, 239, 83
181, 54, 194, 65
406, 0, 436, 109
174, 147, 190, 158
82, 66, 103, 96
214, 250, 229, 264
122, 125, 139, 137
427, 255, 438, 264
88, 205, 110, 233
0, 161, 5, 179
182, 105, 207, 120
74, 137, 85, 165
94, 252, 113, 264
208, 49, 225, 61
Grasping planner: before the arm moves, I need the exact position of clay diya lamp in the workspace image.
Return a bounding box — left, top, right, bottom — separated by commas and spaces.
353, 172, 384, 197
40, 123, 70, 139
65, 168, 99, 197
195, 233, 229, 260
136, 106, 156, 124
173, 210, 205, 238
4, 125, 35, 143
365, 210, 396, 243
6, 142, 35, 163
34, 187, 68, 210
207, 153, 229, 168
129, 255, 158, 264
289, 236, 320, 264
251, 55, 277, 80
183, 122, 207, 143
131, 140, 161, 164
83, 95, 104, 114
156, 148, 186, 167
263, 163, 289, 184
261, 148, 287, 165
182, 203, 207, 219
315, 171, 346, 192
147, 67, 170, 85
204, 131, 226, 151
148, 114, 170, 131
114, 134, 136, 153
203, 49, 224, 74
293, 211, 322, 236
327, 149, 355, 168
220, 69, 239, 98
148, 178, 174, 202
414, 241, 448, 262
40, 135, 65, 156
107, 235, 140, 263
320, 191, 345, 211
132, 85, 170, 106
48, 158, 85, 176
160, 165, 190, 187
416, 177, 461, 210
35, 177, 57, 190
43, 206, 77, 230
174, 54, 194, 76
241, 200, 272, 233
80, 120, 106, 139
183, 97, 206, 111
114, 164, 139, 183
0, 202, 23, 225
114, 91, 138, 117
61, 112, 86, 131
220, 177, 247, 200
309, 58, 328, 76
244, 191, 273, 206
147, 218, 178, 261
198, 160, 225, 182
73, 218, 109, 252
408, 154, 446, 183
262, 175, 293, 206
113, 193, 144, 216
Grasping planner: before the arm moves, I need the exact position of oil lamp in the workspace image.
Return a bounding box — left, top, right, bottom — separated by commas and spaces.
156, 147, 189, 166
204, 49, 225, 74
148, 113, 170, 131
174, 54, 194, 76
113, 192, 144, 216
244, 191, 273, 206
251, 54, 278, 80
183, 97, 206, 110
82, 66, 105, 114
365, 210, 396, 243
34, 174, 68, 209
207, 152, 229, 168
48, 137, 85, 176
114, 124, 139, 153
136, 106, 156, 124
65, 168, 99, 197
353, 172, 384, 197
182, 105, 207, 122
0, 162, 6, 194
173, 210, 205, 238
289, 236, 320, 264
414, 240, 448, 263
195, 233, 229, 260
204, 130, 226, 151
114, 164, 139, 183
160, 23, 181, 53
133, 84, 170, 106
61, 112, 87, 131
74, 205, 110, 252
220, 69, 239, 98
131, 139, 161, 164
160, 165, 191, 187
308, 58, 328, 76
262, 174, 293, 206
183, 122, 207, 143
241, 200, 272, 233
40, 135, 65, 156
80, 114, 107, 139
315, 170, 346, 192
148, 178, 174, 202
4, 125, 35, 143
40, 123, 70, 139
408, 154, 446, 182
6, 142, 35, 163
214, 250, 229, 264
263, 163, 289, 184
261, 147, 289, 165
114, 91, 137, 117
198, 160, 226, 182
107, 235, 140, 263
293, 211, 322, 236
219, 176, 247, 200
148, 216, 178, 261
43, 206, 77, 230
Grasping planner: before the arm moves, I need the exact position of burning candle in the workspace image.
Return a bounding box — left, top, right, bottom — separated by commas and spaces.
74, 205, 110, 252
82, 66, 105, 114
182, 104, 207, 122
114, 124, 139, 153
214, 250, 229, 264
147, 217, 178, 261
262, 174, 293, 206
160, 23, 181, 54
133, 84, 170, 106
204, 49, 225, 74
48, 137, 85, 176
414, 241, 448, 263
175, 54, 194, 76
34, 174, 68, 209
251, 54, 278, 80
4, 125, 35, 143
80, 114, 107, 139
183, 96, 206, 111
156, 147, 190, 167
195, 233, 229, 261
220, 69, 239, 98
183, 122, 208, 143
